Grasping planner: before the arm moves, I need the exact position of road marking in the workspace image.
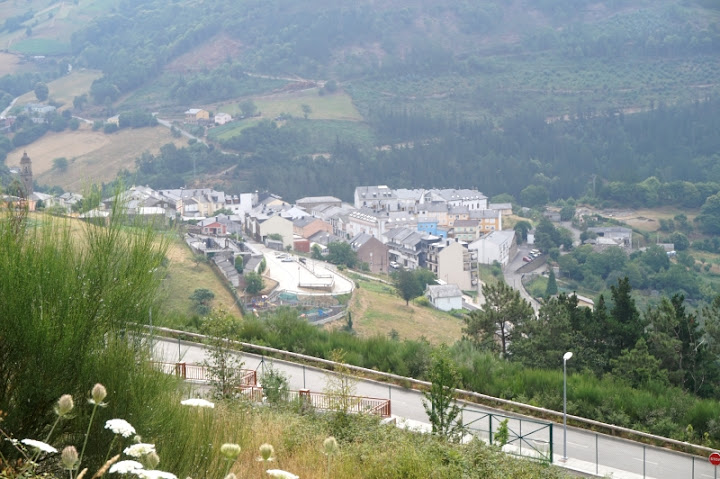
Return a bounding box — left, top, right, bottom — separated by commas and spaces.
632, 458, 658, 465
567, 441, 589, 448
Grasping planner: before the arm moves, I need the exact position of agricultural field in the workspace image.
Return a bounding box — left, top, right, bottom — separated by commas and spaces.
5, 124, 186, 190
222, 88, 363, 122
342, 276, 464, 345
1, 0, 121, 53
13, 69, 102, 110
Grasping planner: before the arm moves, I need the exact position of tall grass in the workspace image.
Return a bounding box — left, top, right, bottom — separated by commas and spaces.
0, 207, 169, 465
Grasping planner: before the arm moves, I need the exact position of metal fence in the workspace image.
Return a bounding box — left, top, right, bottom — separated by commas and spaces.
463, 409, 553, 463
151, 361, 257, 387
237, 385, 391, 418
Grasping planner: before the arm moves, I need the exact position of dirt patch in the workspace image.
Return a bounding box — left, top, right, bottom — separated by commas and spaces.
165, 34, 244, 73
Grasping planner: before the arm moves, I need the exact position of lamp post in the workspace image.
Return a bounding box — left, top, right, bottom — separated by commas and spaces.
562, 351, 573, 461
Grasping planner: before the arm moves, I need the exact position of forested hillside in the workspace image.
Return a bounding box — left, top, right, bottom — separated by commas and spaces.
2, 0, 720, 203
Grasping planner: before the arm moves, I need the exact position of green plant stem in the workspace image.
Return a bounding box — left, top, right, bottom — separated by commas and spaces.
222, 458, 235, 477
44, 415, 62, 444
78, 403, 98, 467
104, 435, 118, 463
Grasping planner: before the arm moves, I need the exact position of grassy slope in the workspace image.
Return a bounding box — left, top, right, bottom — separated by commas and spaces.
342, 276, 464, 345
6, 124, 186, 190
158, 234, 242, 319
13, 69, 102, 110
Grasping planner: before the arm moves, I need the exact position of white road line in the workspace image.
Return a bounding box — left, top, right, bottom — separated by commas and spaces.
567, 441, 589, 449
632, 458, 658, 465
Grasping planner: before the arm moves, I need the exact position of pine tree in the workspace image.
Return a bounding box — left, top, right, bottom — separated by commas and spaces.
545, 269, 558, 297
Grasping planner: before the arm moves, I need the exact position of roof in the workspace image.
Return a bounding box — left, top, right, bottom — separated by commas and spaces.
308, 230, 344, 246
293, 216, 321, 228
355, 185, 396, 200
436, 188, 487, 202
296, 196, 341, 205
426, 284, 462, 300
470, 209, 500, 219
349, 232, 374, 249
185, 108, 204, 114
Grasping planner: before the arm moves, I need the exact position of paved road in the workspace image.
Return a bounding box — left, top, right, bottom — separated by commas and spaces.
151, 336, 715, 479
254, 243, 353, 295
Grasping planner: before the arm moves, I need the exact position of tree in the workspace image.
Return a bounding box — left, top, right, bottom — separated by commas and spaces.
393, 268, 423, 306
201, 309, 245, 398
605, 277, 645, 359
696, 194, 720, 234
239, 100, 257, 118
646, 294, 715, 395
53, 157, 69, 172
245, 271, 264, 295
610, 338, 668, 388
462, 282, 534, 356
513, 220, 532, 244
324, 349, 358, 416
301, 104, 312, 120
560, 205, 576, 221
422, 346, 465, 441
311, 244, 323, 259
189, 288, 215, 315
520, 185, 548, 208
545, 269, 558, 297
234, 256, 243, 274
34, 82, 49, 102
73, 94, 88, 110
326, 242, 357, 268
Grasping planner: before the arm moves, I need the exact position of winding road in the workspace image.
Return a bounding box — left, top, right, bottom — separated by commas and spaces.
152, 335, 715, 479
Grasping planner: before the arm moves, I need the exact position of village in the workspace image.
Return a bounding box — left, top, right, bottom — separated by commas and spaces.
5, 152, 643, 316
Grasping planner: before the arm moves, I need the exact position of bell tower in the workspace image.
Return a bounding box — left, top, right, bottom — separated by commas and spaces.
20, 151, 33, 197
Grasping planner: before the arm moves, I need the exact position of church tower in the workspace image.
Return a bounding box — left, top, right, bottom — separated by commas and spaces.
20, 151, 33, 197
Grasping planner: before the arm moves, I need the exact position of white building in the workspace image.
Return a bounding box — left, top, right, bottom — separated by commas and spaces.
469, 230, 517, 268
426, 284, 463, 311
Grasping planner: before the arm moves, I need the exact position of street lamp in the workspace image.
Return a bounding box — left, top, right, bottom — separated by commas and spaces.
562, 351, 573, 461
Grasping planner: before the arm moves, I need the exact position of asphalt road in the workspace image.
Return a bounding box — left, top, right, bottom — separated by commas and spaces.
152, 337, 715, 479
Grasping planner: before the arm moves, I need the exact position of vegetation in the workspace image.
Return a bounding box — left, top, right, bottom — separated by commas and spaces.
0, 204, 170, 466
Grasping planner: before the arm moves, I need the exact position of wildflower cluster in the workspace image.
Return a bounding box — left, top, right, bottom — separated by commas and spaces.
0, 385, 328, 479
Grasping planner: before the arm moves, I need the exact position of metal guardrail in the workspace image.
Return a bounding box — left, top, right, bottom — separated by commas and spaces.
146, 325, 719, 458
237, 385, 391, 417
151, 361, 257, 386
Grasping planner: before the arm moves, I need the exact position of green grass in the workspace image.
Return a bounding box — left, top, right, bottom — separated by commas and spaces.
347, 276, 464, 345
207, 118, 263, 141
223, 89, 363, 122
11, 38, 72, 55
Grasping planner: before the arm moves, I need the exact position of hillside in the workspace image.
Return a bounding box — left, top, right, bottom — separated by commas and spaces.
2, 0, 720, 204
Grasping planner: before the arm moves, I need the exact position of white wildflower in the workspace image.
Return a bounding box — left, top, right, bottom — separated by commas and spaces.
180, 398, 214, 408
109, 460, 144, 474
105, 419, 137, 438
266, 470, 299, 479
21, 439, 58, 454
123, 443, 156, 458
137, 470, 177, 479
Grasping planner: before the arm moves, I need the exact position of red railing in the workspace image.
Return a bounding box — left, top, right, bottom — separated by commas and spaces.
152, 362, 391, 417
151, 362, 257, 386
238, 386, 391, 417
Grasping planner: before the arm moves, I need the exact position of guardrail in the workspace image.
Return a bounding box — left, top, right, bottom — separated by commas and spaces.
146, 325, 719, 457
237, 385, 391, 417
151, 361, 257, 386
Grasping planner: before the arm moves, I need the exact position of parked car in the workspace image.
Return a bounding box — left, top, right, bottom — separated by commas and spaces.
281, 256, 294, 262
522, 256, 532, 263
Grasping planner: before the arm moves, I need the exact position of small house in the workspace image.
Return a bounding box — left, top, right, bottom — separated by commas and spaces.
426, 284, 463, 312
